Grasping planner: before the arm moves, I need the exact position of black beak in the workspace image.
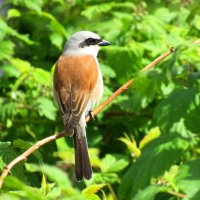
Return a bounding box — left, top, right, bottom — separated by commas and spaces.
98, 39, 110, 46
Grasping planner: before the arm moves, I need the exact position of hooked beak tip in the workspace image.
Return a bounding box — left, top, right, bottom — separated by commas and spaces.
98, 39, 111, 46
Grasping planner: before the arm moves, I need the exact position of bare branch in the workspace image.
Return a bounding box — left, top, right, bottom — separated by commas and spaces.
0, 48, 175, 188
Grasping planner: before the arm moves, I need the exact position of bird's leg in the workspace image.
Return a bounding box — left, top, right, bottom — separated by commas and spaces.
88, 110, 95, 120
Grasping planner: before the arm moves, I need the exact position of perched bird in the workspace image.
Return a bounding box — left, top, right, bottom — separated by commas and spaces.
53, 31, 110, 181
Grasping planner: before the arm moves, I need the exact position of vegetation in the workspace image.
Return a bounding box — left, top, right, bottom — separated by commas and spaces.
0, 0, 200, 199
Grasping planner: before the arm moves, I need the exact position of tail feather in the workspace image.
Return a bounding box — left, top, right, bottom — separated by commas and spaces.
73, 128, 92, 181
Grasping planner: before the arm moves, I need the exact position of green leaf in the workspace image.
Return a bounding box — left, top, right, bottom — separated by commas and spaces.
0, 99, 18, 121
175, 159, 200, 200
101, 154, 129, 173
118, 134, 190, 199
153, 88, 196, 132
1, 64, 21, 78
0, 40, 14, 60
7, 8, 21, 19
155, 7, 177, 23
106, 46, 141, 83
132, 185, 168, 200
0, 18, 8, 40
13, 139, 42, 160
0, 18, 34, 45
0, 142, 25, 178
82, 194, 100, 200
32, 68, 51, 86
4, 176, 43, 200
35, 97, 57, 120
25, 163, 72, 189
185, 105, 200, 134
10, 58, 32, 73
45, 186, 62, 199
82, 184, 106, 195
82, 2, 134, 20
139, 127, 161, 149
9, 0, 44, 12
50, 32, 64, 50
0, 193, 20, 200
118, 134, 141, 157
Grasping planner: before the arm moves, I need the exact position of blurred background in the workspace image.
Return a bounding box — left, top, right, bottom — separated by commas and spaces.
0, 0, 200, 199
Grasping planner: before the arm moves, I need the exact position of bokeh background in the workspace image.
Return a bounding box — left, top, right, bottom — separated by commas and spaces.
0, 0, 200, 199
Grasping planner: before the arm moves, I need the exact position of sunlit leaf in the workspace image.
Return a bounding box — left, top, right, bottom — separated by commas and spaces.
0, 40, 14, 60
175, 159, 200, 200
139, 127, 161, 149
7, 8, 21, 19
118, 134, 190, 199
101, 154, 129, 173
35, 97, 57, 120
82, 184, 106, 195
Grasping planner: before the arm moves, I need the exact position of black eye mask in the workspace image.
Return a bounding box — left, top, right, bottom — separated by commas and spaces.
79, 38, 102, 48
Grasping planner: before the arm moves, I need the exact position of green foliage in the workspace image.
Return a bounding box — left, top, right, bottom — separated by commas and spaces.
0, 0, 200, 199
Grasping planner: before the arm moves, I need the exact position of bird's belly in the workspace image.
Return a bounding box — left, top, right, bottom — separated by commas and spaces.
91, 70, 103, 105
84, 70, 103, 116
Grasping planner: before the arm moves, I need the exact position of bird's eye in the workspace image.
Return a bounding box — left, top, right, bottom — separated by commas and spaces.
88, 38, 95, 44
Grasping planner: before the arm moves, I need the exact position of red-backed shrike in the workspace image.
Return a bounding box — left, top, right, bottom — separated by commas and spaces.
53, 31, 110, 181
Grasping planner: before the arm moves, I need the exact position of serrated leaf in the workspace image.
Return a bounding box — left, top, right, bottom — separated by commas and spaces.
118, 134, 190, 199
50, 32, 64, 50
13, 139, 42, 160
0, 99, 18, 121
0, 193, 19, 200
11, 0, 43, 12
118, 134, 141, 157
185, 105, 200, 133
100, 63, 116, 79
0, 40, 14, 60
32, 68, 51, 86
7, 8, 21, 19
155, 7, 176, 23
132, 185, 168, 200
139, 127, 161, 149
82, 184, 106, 195
106, 46, 138, 83
4, 176, 43, 200
1, 64, 21, 78
175, 159, 200, 200
10, 58, 32, 73
82, 194, 100, 200
101, 154, 129, 173
45, 186, 61, 199
0, 142, 24, 178
41, 174, 47, 195
25, 163, 72, 189
153, 88, 196, 132
35, 97, 57, 120
0, 18, 8, 40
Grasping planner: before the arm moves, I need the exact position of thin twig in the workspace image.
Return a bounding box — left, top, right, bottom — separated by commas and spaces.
168, 190, 187, 198
86, 47, 176, 122
141, 47, 176, 72
0, 48, 175, 188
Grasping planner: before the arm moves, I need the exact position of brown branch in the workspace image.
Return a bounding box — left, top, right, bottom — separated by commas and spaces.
168, 190, 187, 198
0, 48, 175, 188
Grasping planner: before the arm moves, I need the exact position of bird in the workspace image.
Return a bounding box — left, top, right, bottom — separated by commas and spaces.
53, 31, 110, 181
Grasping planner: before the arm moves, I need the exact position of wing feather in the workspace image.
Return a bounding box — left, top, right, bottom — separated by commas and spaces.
54, 55, 98, 135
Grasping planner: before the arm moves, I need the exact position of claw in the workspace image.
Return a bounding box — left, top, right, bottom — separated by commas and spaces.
88, 110, 95, 120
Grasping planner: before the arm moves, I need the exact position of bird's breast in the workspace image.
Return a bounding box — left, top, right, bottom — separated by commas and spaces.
90, 67, 103, 105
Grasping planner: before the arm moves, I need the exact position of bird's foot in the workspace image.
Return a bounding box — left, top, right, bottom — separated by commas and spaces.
88, 110, 95, 120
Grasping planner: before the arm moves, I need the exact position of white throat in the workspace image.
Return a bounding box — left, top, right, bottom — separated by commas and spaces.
62, 44, 99, 57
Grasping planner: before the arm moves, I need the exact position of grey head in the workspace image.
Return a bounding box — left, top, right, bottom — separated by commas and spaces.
63, 31, 110, 57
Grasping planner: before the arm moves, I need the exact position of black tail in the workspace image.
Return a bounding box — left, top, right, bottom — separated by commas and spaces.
73, 128, 92, 181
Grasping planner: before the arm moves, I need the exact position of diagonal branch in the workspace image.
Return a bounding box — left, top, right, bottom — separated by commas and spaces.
0, 47, 175, 188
